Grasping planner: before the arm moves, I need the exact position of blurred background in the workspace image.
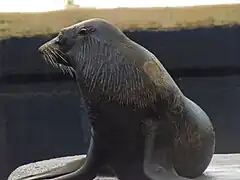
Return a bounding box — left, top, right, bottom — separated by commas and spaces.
0, 0, 240, 179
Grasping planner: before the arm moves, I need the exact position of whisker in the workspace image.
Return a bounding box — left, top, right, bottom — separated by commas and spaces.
39, 46, 74, 78
40, 48, 50, 64
49, 49, 60, 69
54, 48, 68, 64
48, 48, 58, 65
68, 68, 74, 77
59, 64, 66, 74
49, 48, 71, 75
62, 65, 74, 77
41, 51, 49, 64
49, 48, 61, 61
45, 48, 55, 66
46, 50, 54, 66
64, 65, 74, 77
51, 49, 70, 74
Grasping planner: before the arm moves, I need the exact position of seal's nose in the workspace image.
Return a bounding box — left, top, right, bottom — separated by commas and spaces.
38, 45, 44, 54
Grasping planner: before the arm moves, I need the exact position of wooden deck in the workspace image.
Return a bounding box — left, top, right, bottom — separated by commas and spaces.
8, 154, 240, 180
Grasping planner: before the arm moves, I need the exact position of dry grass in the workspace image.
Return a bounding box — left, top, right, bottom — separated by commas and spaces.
0, 4, 240, 38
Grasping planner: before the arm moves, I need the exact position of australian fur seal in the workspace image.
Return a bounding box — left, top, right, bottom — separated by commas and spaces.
18, 18, 215, 180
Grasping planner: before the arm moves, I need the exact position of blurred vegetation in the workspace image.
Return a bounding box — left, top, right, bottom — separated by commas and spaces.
0, 4, 239, 38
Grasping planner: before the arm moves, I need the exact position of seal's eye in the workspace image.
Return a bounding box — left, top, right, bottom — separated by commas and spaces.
58, 34, 64, 41
78, 26, 95, 36
78, 28, 88, 35
56, 32, 65, 45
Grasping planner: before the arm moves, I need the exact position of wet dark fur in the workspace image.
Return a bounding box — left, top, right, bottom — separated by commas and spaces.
19, 18, 215, 180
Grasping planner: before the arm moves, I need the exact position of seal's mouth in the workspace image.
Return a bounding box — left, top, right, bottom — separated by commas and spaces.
38, 42, 74, 76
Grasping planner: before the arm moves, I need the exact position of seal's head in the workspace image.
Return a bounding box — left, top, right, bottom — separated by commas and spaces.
38, 18, 159, 107
38, 18, 127, 72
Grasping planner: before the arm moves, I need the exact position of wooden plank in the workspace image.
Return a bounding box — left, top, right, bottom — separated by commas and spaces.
8, 154, 240, 180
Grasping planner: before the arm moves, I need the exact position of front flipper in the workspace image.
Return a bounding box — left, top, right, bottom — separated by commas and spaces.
17, 157, 86, 180
50, 132, 111, 180
17, 131, 111, 180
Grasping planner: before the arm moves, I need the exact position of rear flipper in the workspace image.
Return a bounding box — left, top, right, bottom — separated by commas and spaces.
172, 96, 215, 178
142, 119, 188, 180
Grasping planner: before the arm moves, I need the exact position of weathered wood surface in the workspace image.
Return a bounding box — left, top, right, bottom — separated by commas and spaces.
8, 154, 240, 180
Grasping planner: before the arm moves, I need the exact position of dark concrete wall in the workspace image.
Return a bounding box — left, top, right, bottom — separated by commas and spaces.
1, 24, 240, 179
